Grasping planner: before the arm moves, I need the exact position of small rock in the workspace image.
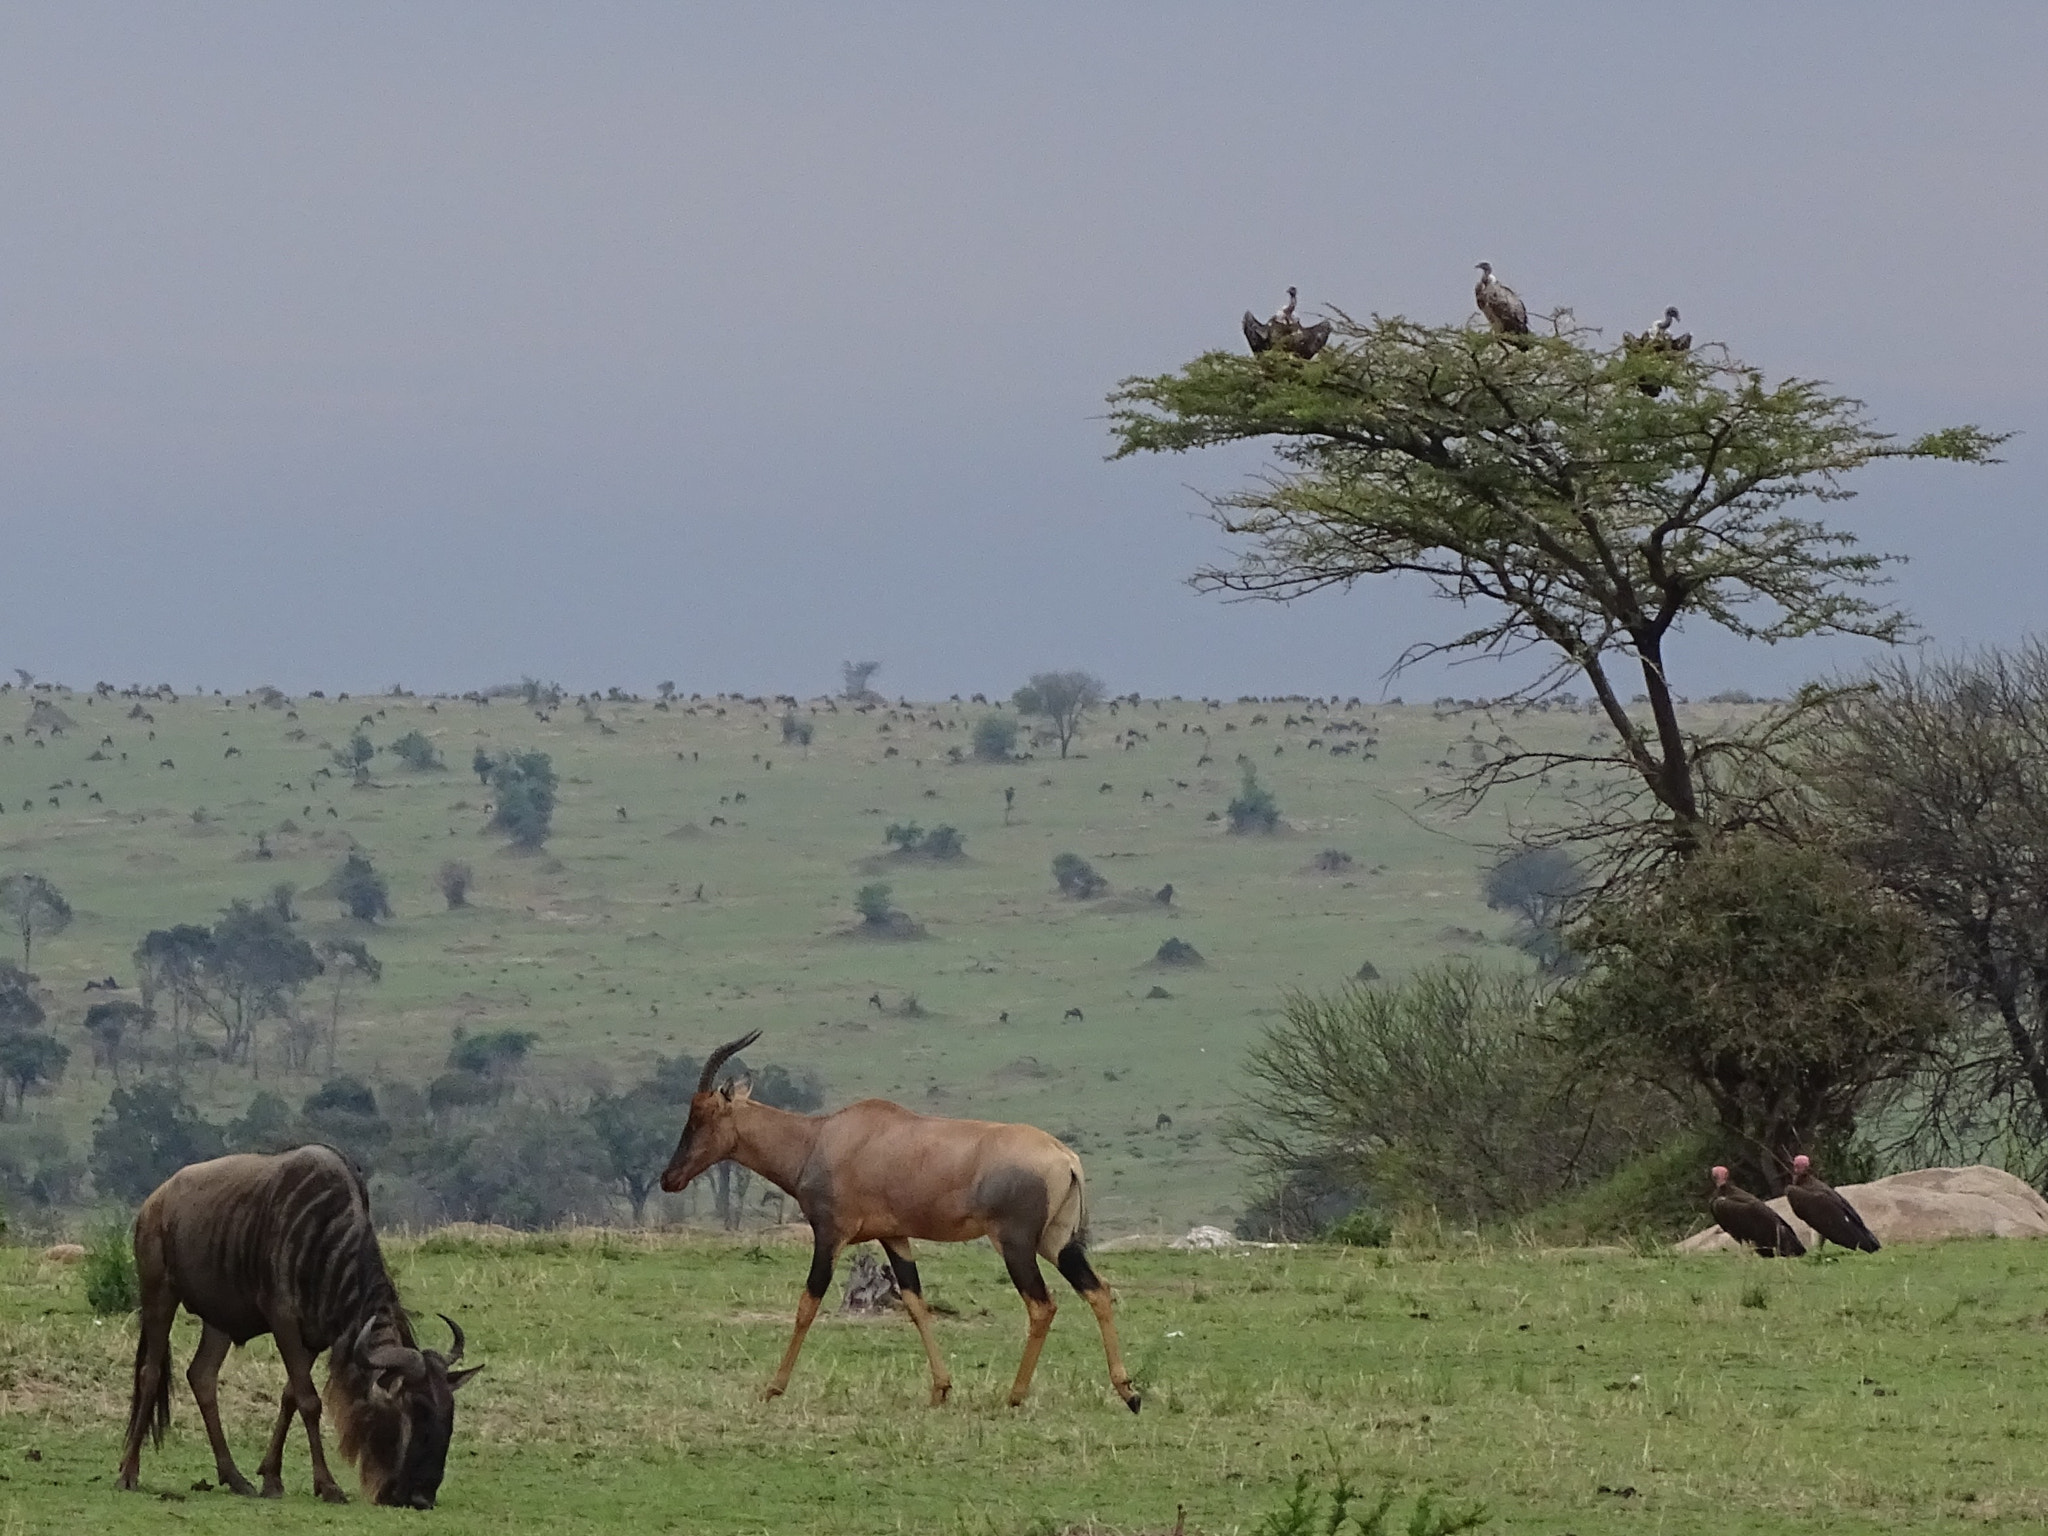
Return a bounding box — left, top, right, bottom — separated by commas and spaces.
41, 1244, 85, 1264
1169, 1225, 1238, 1250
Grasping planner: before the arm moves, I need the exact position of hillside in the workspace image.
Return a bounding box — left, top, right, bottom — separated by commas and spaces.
0, 682, 1766, 1230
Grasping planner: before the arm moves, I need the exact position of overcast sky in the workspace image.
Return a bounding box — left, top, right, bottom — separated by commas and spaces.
1, 4, 2041, 700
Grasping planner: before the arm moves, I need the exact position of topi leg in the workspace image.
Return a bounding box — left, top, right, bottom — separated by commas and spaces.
999, 1236, 1057, 1407
765, 1232, 841, 1401
880, 1238, 952, 1406
1057, 1240, 1140, 1412
187, 1322, 260, 1496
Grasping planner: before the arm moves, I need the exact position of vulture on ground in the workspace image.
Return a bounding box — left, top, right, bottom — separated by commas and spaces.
1473, 262, 1530, 335
1785, 1154, 1880, 1252
1242, 286, 1332, 359
1709, 1165, 1806, 1257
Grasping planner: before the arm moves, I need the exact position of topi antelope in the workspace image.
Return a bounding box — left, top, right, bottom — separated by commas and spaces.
661, 1032, 1139, 1412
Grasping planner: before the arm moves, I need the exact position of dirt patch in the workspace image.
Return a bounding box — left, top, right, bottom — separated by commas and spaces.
993, 1056, 1058, 1083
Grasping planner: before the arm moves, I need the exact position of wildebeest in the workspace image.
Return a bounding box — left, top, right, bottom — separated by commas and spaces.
117, 1146, 480, 1506
661, 1032, 1138, 1413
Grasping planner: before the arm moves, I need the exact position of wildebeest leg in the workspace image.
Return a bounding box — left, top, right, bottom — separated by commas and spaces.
1056, 1240, 1141, 1412
186, 1323, 260, 1495
116, 1261, 179, 1491
999, 1235, 1057, 1407
764, 1231, 841, 1401
879, 1238, 952, 1406
257, 1321, 347, 1503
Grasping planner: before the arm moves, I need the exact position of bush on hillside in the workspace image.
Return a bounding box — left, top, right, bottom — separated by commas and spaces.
1052, 853, 1107, 898
83, 1221, 138, 1316
333, 852, 392, 922
972, 714, 1018, 761
389, 730, 445, 772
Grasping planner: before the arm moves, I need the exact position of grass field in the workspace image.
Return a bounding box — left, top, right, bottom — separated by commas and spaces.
2, 1229, 2046, 1533
0, 683, 1765, 1231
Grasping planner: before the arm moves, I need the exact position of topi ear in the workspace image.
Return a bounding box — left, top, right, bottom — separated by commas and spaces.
729, 1077, 753, 1103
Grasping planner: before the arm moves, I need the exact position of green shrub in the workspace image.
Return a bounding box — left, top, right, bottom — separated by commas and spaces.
83, 1220, 138, 1316
971, 714, 1018, 761
1052, 852, 1106, 898
1227, 765, 1282, 833
1325, 1208, 1393, 1248
921, 825, 965, 860
389, 730, 444, 771
855, 883, 894, 927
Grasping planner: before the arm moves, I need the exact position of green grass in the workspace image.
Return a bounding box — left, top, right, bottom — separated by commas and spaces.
0, 685, 1768, 1230
2, 1232, 2046, 1532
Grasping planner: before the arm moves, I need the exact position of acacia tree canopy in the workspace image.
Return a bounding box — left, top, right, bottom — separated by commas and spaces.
1109, 315, 2002, 850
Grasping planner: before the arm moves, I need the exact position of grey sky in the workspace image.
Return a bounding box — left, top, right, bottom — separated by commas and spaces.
2, 4, 2041, 700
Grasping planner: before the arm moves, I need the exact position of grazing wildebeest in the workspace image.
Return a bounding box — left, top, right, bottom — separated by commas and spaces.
117, 1146, 481, 1506
661, 1033, 1138, 1413
1064, 1007, 1084, 1023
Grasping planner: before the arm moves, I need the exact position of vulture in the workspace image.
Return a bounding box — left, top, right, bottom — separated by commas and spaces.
1622, 306, 1693, 393
1709, 1166, 1806, 1257
1242, 286, 1332, 359
1785, 1154, 1880, 1253
1473, 262, 1530, 335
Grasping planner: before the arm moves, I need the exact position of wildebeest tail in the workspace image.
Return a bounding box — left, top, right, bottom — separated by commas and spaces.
127, 1329, 171, 1450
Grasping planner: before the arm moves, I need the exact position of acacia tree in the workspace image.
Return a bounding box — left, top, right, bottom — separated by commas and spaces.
0, 873, 71, 966
1108, 312, 2001, 859
1013, 671, 1105, 759
313, 937, 382, 1077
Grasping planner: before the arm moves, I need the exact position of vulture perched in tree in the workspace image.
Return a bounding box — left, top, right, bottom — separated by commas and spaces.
1622, 306, 1693, 393
1786, 1154, 1880, 1252
1709, 1166, 1806, 1257
1242, 286, 1332, 359
1473, 262, 1530, 335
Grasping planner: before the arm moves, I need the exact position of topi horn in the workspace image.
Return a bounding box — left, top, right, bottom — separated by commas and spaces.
697, 1030, 762, 1094
440, 1314, 465, 1366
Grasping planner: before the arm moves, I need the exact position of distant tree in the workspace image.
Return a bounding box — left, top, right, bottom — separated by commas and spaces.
313, 937, 382, 1077
302, 1077, 392, 1171
332, 852, 392, 923
226, 1090, 301, 1154
132, 924, 214, 1072
656, 681, 677, 702
1226, 765, 1282, 833
0, 1031, 67, 1113
841, 660, 882, 702
1483, 846, 1583, 975
1052, 852, 1108, 898
854, 882, 895, 928
0, 873, 71, 966
430, 1103, 610, 1229
1013, 672, 1105, 758
389, 730, 444, 772
268, 881, 298, 923
192, 902, 321, 1067
438, 860, 474, 909
780, 712, 815, 752
750, 1062, 825, 1113
920, 825, 965, 860
89, 1079, 226, 1202
0, 1121, 85, 1209
884, 822, 924, 853
489, 750, 558, 849
972, 714, 1019, 762
82, 999, 151, 1082
333, 731, 376, 784
585, 1085, 677, 1224
471, 747, 495, 785
446, 1027, 539, 1102
0, 962, 45, 1035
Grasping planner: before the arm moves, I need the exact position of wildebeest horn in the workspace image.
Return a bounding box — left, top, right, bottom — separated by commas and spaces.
697, 1030, 762, 1094
440, 1314, 465, 1365
355, 1316, 425, 1383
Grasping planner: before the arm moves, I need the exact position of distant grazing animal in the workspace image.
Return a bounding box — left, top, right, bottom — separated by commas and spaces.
1140, 789, 1153, 801
1099, 783, 1113, 794
159, 759, 174, 769
709, 815, 726, 826
1153, 884, 1173, 906
118, 1146, 480, 1505
1708, 1166, 1806, 1257
615, 806, 628, 821
89, 791, 102, 802
1473, 261, 1530, 335
327, 807, 339, 818
868, 993, 884, 1011
1786, 1155, 1880, 1253
1063, 1008, 1084, 1023
660, 1033, 1137, 1412
224, 747, 240, 758
1155, 1113, 1172, 1130
998, 1011, 1009, 1024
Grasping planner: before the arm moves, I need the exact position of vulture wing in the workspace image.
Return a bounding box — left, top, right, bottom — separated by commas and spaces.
1478, 281, 1530, 335
1711, 1185, 1807, 1257
1668, 331, 1693, 352
1242, 312, 1273, 354
1288, 320, 1332, 360
1787, 1178, 1880, 1253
